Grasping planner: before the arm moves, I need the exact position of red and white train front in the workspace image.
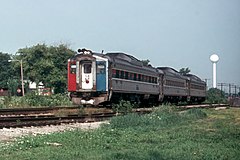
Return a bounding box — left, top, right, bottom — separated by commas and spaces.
68, 49, 109, 106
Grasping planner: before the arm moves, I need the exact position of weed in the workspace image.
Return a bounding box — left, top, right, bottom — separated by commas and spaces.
112, 100, 133, 114
2, 93, 72, 108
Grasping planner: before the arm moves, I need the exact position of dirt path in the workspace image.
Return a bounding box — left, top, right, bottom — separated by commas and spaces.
0, 121, 108, 142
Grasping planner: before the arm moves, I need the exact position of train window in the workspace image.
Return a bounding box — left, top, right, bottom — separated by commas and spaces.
138, 74, 141, 81
70, 64, 76, 74
134, 73, 137, 80
191, 84, 204, 90
148, 76, 150, 83
125, 72, 129, 79
130, 73, 134, 80
166, 80, 185, 87
151, 77, 154, 83
116, 70, 119, 78
120, 71, 124, 79
97, 65, 105, 74
84, 64, 92, 73
145, 76, 148, 82
112, 69, 116, 77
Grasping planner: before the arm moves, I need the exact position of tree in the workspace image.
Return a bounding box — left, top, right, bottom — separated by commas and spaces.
179, 67, 191, 75
0, 52, 15, 88
141, 59, 150, 66
207, 88, 227, 104
15, 44, 75, 94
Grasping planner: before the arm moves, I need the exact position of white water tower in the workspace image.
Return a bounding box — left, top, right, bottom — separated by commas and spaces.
210, 54, 219, 88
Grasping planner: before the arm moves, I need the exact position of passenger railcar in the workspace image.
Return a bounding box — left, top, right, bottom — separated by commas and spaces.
157, 67, 189, 103
186, 74, 206, 103
107, 53, 162, 105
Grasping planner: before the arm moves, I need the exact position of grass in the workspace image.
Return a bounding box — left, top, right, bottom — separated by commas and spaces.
0, 94, 72, 108
0, 106, 239, 160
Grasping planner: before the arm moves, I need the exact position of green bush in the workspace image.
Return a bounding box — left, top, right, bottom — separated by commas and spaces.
112, 100, 133, 114
182, 108, 207, 119
107, 106, 207, 130
1, 93, 72, 108
206, 88, 227, 104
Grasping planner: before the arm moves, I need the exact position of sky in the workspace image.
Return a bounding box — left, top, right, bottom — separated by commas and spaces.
0, 0, 240, 90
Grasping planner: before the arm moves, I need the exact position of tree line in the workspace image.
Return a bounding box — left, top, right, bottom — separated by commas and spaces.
1, 44, 193, 96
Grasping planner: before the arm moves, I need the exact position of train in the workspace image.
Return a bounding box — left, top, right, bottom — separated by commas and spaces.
68, 48, 206, 106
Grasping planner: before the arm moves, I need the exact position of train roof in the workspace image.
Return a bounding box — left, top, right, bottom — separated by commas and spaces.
105, 52, 161, 73
105, 52, 143, 66
185, 74, 205, 83
157, 67, 187, 79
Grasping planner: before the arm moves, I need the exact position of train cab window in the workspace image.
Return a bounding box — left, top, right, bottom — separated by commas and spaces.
70, 64, 76, 74
97, 64, 105, 74
84, 64, 92, 73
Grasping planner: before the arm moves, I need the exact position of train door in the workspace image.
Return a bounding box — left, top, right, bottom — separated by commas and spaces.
96, 61, 106, 91
81, 61, 94, 90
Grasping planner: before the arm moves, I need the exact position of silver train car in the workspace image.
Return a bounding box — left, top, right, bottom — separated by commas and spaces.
68, 49, 206, 106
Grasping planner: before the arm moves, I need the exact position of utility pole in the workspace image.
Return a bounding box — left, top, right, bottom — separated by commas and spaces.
20, 60, 24, 96
8, 59, 24, 96
217, 83, 228, 97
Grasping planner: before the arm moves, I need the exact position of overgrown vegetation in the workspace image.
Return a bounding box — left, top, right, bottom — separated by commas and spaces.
206, 88, 227, 104
1, 106, 239, 159
112, 100, 135, 114
0, 93, 72, 108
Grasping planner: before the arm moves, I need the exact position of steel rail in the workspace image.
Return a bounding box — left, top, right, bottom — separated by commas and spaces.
0, 106, 80, 115
0, 112, 117, 128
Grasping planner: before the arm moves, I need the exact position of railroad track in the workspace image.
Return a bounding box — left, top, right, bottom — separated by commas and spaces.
0, 106, 80, 116
0, 112, 116, 128
0, 103, 229, 128
177, 103, 229, 109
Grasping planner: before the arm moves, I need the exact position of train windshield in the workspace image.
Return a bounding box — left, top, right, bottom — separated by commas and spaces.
84, 64, 92, 73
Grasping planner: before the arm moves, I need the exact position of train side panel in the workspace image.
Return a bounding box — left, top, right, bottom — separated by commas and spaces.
163, 76, 188, 96
107, 53, 161, 104
186, 74, 206, 103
